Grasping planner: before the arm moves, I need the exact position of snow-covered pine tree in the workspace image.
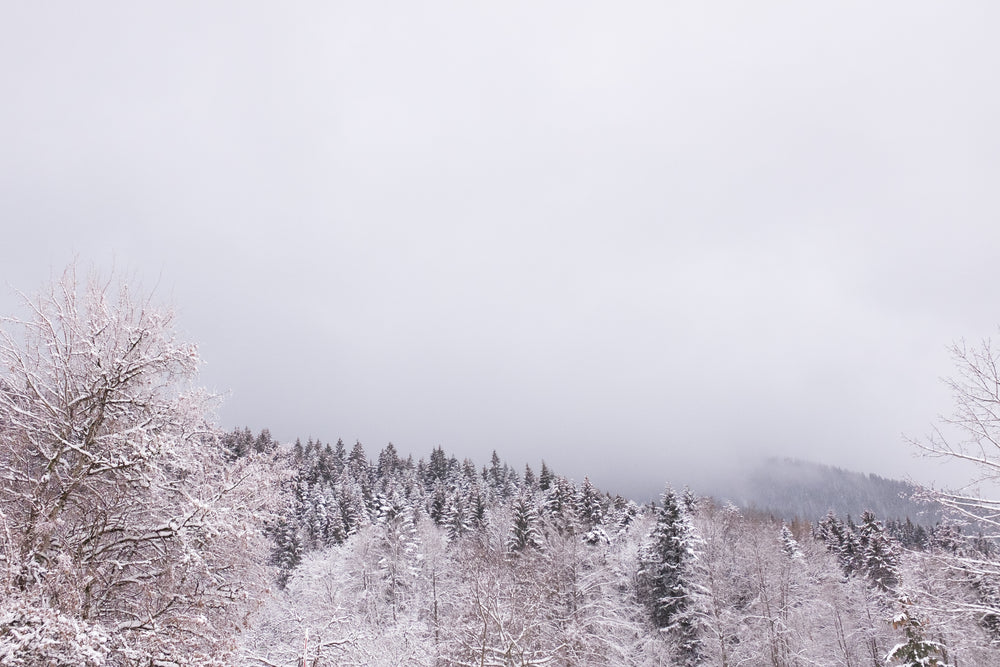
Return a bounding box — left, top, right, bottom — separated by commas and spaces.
859, 510, 901, 592
376, 492, 421, 622
469, 487, 488, 530
319, 486, 345, 545
817, 510, 844, 545
429, 484, 448, 526
338, 480, 369, 537
539, 460, 553, 492
523, 463, 538, 492
461, 457, 479, 485
488, 450, 504, 492
254, 427, 275, 454
639, 485, 702, 665
221, 425, 255, 461
305, 483, 324, 547
315, 441, 336, 484
780, 524, 804, 559
576, 476, 605, 531
444, 495, 471, 542
377, 442, 402, 482
544, 475, 579, 535
348, 440, 372, 490
333, 438, 348, 473
818, 511, 865, 577
500, 461, 520, 499
682, 486, 697, 513
611, 496, 641, 535
839, 527, 864, 576
424, 446, 447, 487
508, 493, 544, 552
269, 513, 304, 588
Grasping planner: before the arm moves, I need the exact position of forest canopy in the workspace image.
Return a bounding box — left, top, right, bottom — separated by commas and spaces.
1, 268, 998, 666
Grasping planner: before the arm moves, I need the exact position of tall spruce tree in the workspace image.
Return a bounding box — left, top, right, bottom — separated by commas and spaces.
544, 475, 578, 535
576, 476, 604, 531
376, 492, 420, 622
639, 486, 701, 664
859, 510, 900, 592
269, 513, 303, 588
523, 464, 537, 492
444, 496, 471, 542
508, 493, 544, 553
538, 461, 553, 492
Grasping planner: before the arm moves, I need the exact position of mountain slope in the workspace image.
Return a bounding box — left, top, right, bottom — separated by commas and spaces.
703, 458, 939, 525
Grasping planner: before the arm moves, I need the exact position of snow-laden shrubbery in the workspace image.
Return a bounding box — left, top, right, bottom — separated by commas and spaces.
0, 597, 109, 667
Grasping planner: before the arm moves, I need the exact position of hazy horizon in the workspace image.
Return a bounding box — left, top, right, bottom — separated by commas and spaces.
3, 2, 999, 497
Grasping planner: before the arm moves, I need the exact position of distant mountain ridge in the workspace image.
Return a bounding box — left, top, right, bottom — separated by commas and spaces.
703, 457, 940, 525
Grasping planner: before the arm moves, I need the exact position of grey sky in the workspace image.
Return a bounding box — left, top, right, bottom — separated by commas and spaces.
2, 2, 998, 498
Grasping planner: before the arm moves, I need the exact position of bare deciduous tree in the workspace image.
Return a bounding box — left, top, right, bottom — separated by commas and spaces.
0, 266, 274, 664
915, 339, 1000, 532
903, 336, 1000, 653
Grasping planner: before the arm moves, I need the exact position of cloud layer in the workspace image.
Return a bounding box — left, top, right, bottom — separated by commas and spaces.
2, 2, 999, 496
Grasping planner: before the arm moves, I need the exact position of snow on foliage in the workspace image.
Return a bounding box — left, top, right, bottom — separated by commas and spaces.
885, 596, 951, 667
0, 597, 110, 666
233, 428, 1000, 666
4, 266, 1000, 665
0, 267, 276, 665
238, 446, 1000, 666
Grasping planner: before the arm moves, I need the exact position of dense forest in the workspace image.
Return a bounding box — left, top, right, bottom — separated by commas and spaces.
3, 271, 1000, 666
224, 429, 997, 666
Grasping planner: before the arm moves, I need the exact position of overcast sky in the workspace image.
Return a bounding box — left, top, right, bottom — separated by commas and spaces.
2, 2, 998, 498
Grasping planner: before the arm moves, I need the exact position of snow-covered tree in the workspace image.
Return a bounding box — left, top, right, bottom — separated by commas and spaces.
781, 524, 804, 560
886, 596, 951, 667
859, 510, 901, 592
538, 460, 553, 492
376, 441, 402, 482
576, 475, 605, 531
912, 337, 1000, 619
269, 510, 304, 587
508, 493, 544, 553
0, 599, 115, 666
542, 475, 578, 535
338, 479, 369, 537
444, 539, 555, 666
0, 267, 273, 663
428, 483, 448, 525
232, 449, 1000, 666
443, 495, 471, 542
638, 486, 701, 664
375, 492, 421, 621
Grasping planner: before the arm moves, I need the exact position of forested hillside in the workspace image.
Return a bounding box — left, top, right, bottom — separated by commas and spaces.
705, 457, 941, 527
3, 271, 1000, 665
224, 431, 999, 666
